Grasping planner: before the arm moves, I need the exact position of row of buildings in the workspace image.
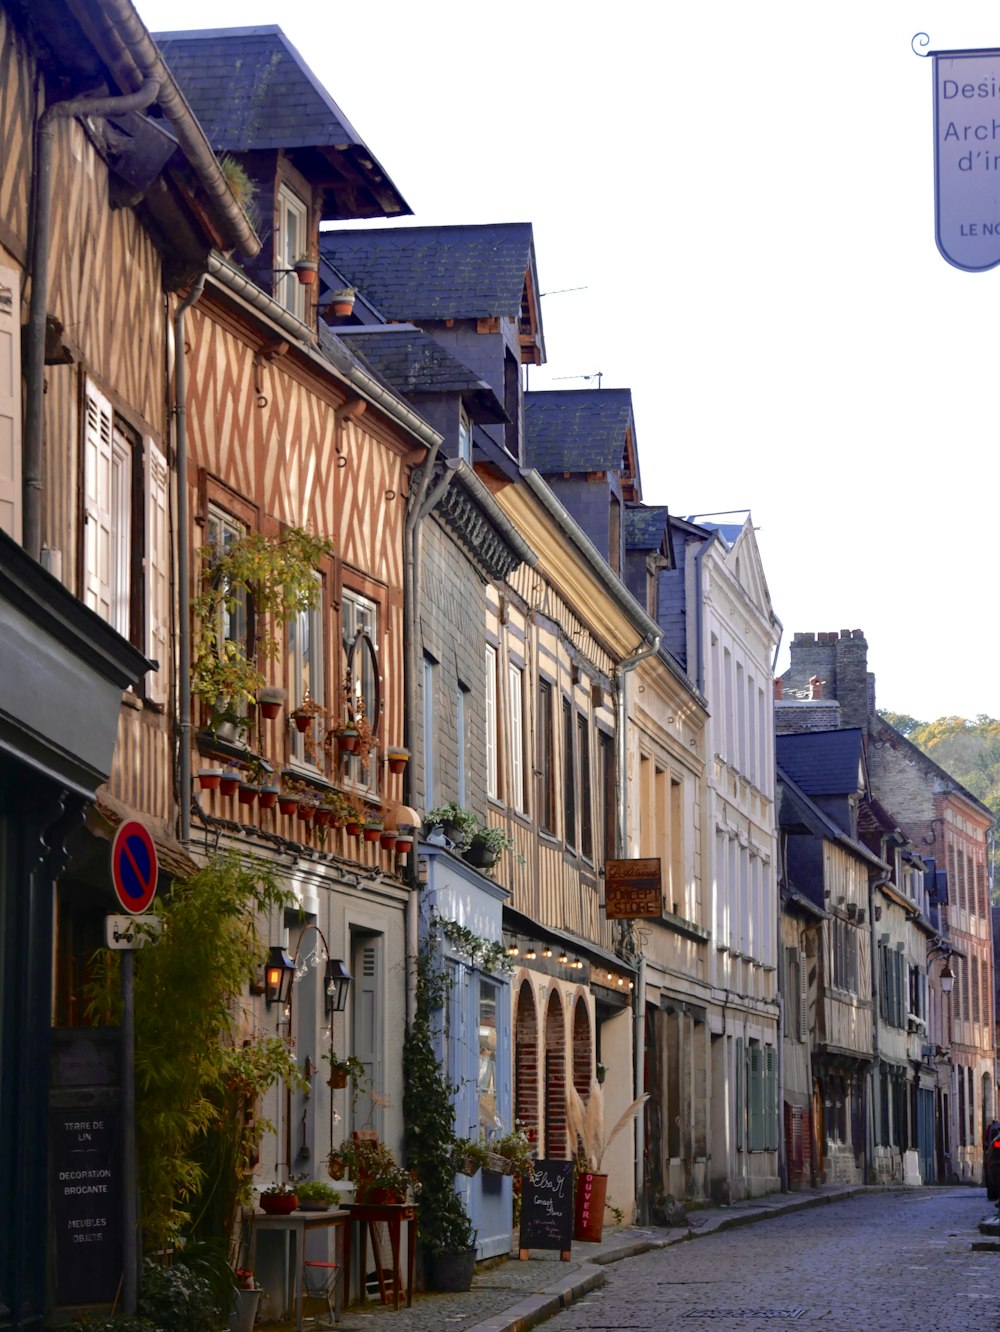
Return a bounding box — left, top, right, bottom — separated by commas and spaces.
0, 1, 993, 1324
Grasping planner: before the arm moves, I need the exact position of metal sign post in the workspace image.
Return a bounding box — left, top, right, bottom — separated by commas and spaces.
109, 821, 158, 1316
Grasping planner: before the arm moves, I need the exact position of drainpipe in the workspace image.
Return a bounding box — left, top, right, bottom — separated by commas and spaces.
867, 876, 881, 1184
402, 439, 444, 1029
613, 629, 660, 1222
175, 278, 206, 846
23, 78, 160, 561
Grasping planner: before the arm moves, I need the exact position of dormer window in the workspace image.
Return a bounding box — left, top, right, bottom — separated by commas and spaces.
276, 183, 308, 321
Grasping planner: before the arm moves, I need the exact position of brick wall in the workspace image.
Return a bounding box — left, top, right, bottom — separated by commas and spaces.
781, 630, 873, 728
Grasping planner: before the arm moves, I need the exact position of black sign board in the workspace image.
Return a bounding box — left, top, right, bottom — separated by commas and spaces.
518, 1159, 574, 1257
50, 1030, 123, 1306
51, 1103, 123, 1303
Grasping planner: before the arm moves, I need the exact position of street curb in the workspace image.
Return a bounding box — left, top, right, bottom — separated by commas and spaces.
463, 1263, 606, 1332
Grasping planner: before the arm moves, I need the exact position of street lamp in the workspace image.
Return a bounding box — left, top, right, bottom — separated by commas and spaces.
325, 958, 352, 1015
939, 959, 954, 993
265, 945, 295, 1007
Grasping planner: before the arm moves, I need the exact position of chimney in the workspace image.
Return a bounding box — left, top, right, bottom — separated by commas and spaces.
774, 677, 784, 701
809, 675, 823, 700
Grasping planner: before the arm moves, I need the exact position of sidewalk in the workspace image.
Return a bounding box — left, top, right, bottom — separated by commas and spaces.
327, 1185, 867, 1332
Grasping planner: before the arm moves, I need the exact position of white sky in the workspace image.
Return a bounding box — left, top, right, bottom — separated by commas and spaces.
137, 0, 1000, 723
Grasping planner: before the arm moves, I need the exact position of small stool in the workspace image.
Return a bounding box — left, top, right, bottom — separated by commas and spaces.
303, 1259, 341, 1327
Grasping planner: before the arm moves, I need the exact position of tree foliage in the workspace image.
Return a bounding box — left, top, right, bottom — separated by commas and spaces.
885, 712, 1000, 895
87, 853, 299, 1255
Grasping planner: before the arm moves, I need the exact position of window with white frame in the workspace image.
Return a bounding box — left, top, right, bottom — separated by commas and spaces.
509, 663, 525, 813
276, 183, 308, 322
423, 654, 437, 807
343, 589, 380, 794
288, 572, 324, 765
84, 377, 170, 701
485, 644, 498, 799
0, 263, 22, 540
458, 408, 472, 465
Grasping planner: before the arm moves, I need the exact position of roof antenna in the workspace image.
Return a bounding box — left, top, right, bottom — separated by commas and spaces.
553, 372, 603, 389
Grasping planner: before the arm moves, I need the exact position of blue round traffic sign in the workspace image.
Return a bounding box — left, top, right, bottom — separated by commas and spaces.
111, 820, 158, 914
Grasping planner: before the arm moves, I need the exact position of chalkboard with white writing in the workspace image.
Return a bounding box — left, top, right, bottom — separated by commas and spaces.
518, 1158, 574, 1253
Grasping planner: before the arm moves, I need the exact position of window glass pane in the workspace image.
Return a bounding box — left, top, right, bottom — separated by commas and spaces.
478, 980, 499, 1135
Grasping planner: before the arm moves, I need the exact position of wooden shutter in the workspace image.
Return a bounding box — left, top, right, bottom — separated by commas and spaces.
798, 947, 809, 1043
748, 1044, 764, 1150
83, 379, 115, 623
485, 645, 497, 798
145, 437, 169, 703
0, 263, 21, 540
735, 1037, 744, 1152
765, 1046, 778, 1150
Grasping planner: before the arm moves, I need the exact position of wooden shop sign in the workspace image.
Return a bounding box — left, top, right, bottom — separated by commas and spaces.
603, 857, 662, 920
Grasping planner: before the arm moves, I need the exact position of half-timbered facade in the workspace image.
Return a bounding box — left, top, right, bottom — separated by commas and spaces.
0, 0, 255, 1321
776, 733, 885, 1186
157, 25, 442, 1213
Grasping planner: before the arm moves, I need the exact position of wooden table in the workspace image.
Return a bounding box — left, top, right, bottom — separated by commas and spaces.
249, 1207, 348, 1328
345, 1201, 417, 1311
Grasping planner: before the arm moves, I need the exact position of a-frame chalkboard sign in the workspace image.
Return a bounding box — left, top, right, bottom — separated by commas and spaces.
518, 1158, 574, 1261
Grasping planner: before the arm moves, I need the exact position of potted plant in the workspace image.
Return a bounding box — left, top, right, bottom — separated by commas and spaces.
192, 527, 333, 740
424, 802, 479, 850
291, 691, 324, 734
386, 745, 409, 776
463, 823, 518, 873
329, 1136, 414, 1204
293, 256, 318, 286
295, 1178, 341, 1211
379, 828, 398, 851
329, 287, 356, 317
343, 795, 365, 837
485, 1125, 535, 1179
324, 1050, 369, 1093
363, 812, 384, 843
566, 1078, 648, 1242
451, 1137, 491, 1178
220, 769, 241, 797
257, 684, 286, 720
230, 1267, 261, 1332
259, 1181, 299, 1214
197, 767, 223, 791
328, 673, 374, 764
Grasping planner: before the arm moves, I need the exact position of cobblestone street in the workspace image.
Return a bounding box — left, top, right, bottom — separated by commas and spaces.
545, 1189, 995, 1332
305, 1187, 997, 1332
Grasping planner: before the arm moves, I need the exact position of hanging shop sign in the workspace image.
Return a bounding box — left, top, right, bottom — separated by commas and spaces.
930, 44, 1000, 270
603, 857, 662, 920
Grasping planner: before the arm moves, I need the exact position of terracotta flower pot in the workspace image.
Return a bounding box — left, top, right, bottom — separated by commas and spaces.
363, 824, 382, 843
346, 820, 363, 837
379, 830, 397, 851
395, 836, 413, 854
258, 785, 279, 810
337, 729, 359, 755
260, 700, 281, 720
386, 748, 409, 775
238, 783, 258, 807
220, 771, 241, 797
278, 795, 300, 817
314, 807, 332, 828
298, 802, 316, 823
197, 768, 222, 791
292, 711, 313, 733
294, 259, 318, 286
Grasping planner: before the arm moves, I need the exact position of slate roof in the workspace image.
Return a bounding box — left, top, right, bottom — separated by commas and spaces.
335, 328, 506, 423
775, 729, 865, 798
777, 765, 886, 870
523, 389, 635, 474
152, 26, 408, 215
319, 223, 538, 322
624, 505, 670, 553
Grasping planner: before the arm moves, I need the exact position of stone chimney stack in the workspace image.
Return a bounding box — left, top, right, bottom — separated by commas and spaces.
781, 629, 871, 728
774, 677, 783, 701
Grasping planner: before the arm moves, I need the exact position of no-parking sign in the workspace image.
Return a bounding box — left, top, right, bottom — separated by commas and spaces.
110, 821, 158, 915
